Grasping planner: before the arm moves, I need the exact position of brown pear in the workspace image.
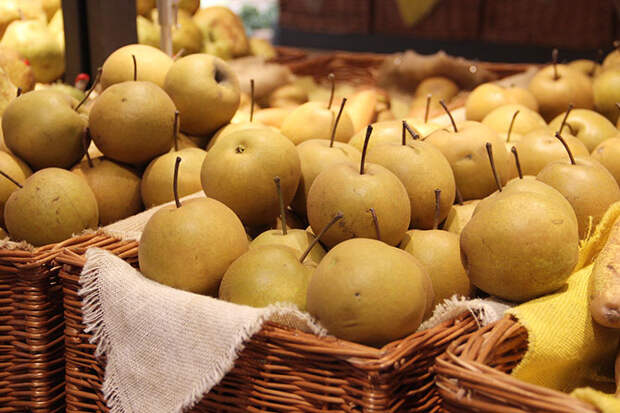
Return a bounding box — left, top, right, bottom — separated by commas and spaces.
306, 126, 411, 247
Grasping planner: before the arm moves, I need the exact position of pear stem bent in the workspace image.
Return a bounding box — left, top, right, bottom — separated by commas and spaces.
0, 171, 22, 189
273, 176, 287, 235
403, 121, 419, 140
433, 189, 441, 230
506, 110, 520, 143
360, 125, 373, 175
173, 157, 182, 208
439, 100, 458, 132
300, 212, 343, 263
557, 104, 574, 135
330, 97, 347, 148
511, 146, 523, 179
76, 67, 102, 112
485, 142, 502, 192
555, 132, 576, 165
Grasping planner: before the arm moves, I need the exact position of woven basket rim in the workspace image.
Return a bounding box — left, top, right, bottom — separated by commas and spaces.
54, 231, 480, 369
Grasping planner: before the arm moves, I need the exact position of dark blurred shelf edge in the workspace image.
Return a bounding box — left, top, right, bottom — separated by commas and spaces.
274, 28, 614, 64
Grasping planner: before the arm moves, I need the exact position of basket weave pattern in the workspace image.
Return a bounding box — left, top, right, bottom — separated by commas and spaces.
56, 233, 482, 412
434, 315, 598, 413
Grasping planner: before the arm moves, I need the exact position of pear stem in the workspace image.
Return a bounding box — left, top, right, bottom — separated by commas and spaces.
330, 97, 347, 148
401, 121, 406, 146
511, 146, 523, 179
403, 121, 419, 140
173, 110, 180, 151
132, 54, 137, 82
249, 79, 255, 122
75, 67, 102, 112
173, 156, 182, 208
439, 99, 458, 132
555, 132, 576, 165
424, 94, 431, 123
83, 128, 93, 168
368, 208, 380, 241
0, 170, 22, 188
327, 73, 335, 110
552, 48, 559, 81
360, 125, 372, 175
16, 87, 21, 97
557, 104, 573, 135
172, 48, 185, 60
433, 189, 441, 230
274, 176, 287, 236
455, 187, 463, 205
485, 142, 502, 192
299, 212, 343, 263
506, 110, 520, 143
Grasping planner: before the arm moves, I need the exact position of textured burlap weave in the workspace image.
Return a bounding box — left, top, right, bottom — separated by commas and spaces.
76, 192, 510, 413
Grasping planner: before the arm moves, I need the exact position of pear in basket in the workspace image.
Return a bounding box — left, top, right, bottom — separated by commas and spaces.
528, 49, 593, 122
2, 88, 88, 170
219, 212, 344, 310
400, 189, 472, 316
280, 74, 355, 145
465, 83, 538, 122
512, 126, 589, 177
366, 121, 455, 230
90, 58, 176, 165
306, 126, 410, 248
290, 98, 361, 217
537, 133, 620, 239
307, 237, 433, 347
101, 44, 172, 89
139, 157, 248, 296
548, 108, 617, 152
141, 112, 206, 208
460, 143, 580, 302
4, 168, 98, 246
425, 103, 512, 200
164, 54, 240, 136
201, 126, 301, 229
250, 177, 326, 266
591, 136, 620, 186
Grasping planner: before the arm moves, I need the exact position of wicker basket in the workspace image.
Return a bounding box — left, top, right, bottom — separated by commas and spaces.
0, 234, 111, 413
434, 315, 598, 412
55, 232, 484, 412
278, 49, 532, 86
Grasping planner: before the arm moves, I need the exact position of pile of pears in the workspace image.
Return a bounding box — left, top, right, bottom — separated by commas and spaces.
2, 32, 619, 351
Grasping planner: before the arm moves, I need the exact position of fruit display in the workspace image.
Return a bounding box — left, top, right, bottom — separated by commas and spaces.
0, 4, 618, 358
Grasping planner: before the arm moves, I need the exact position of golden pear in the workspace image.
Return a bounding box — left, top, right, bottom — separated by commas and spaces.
101, 44, 173, 89
3, 89, 87, 169
306, 238, 431, 346
482, 104, 546, 135
280, 101, 355, 145
549, 109, 618, 152
139, 197, 249, 296
72, 157, 143, 226
4, 168, 98, 246
219, 245, 313, 310
461, 191, 578, 302
201, 128, 301, 228
443, 200, 479, 235
89, 81, 175, 165
0, 151, 30, 227
164, 54, 240, 135
591, 137, 620, 186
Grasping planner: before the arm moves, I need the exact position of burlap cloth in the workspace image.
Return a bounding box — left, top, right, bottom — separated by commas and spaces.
76, 191, 509, 413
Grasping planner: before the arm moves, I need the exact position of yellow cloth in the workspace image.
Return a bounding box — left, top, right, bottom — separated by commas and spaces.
506, 202, 620, 410
571, 387, 620, 413
395, 0, 440, 27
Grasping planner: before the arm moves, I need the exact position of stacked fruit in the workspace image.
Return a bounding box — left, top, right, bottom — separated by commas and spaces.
2, 36, 619, 348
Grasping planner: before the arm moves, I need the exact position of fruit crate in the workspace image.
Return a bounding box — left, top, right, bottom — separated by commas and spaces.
434, 315, 598, 412
0, 233, 108, 413
56, 232, 483, 412
273, 47, 534, 86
